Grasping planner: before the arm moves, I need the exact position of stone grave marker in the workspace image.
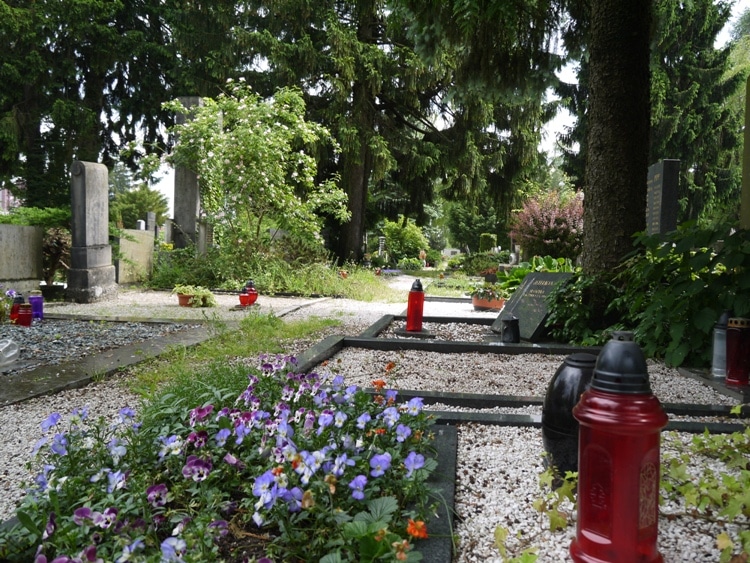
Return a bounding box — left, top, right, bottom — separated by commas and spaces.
67, 161, 118, 303
491, 272, 572, 342
646, 159, 680, 236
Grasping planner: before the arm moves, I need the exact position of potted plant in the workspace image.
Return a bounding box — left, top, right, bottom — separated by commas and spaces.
172, 284, 218, 308
470, 283, 508, 311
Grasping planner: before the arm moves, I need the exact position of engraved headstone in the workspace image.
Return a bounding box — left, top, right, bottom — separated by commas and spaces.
646, 159, 680, 236
67, 161, 118, 303
173, 96, 202, 249
491, 272, 572, 342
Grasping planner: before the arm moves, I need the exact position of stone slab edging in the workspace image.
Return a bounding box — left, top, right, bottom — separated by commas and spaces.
0, 299, 315, 408
0, 323, 211, 407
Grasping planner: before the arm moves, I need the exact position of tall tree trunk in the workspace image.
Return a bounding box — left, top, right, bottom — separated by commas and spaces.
338, 80, 375, 263
337, 0, 376, 263
582, 0, 651, 275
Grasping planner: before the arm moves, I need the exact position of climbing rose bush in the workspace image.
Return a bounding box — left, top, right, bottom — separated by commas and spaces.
510, 190, 584, 261
2, 356, 436, 562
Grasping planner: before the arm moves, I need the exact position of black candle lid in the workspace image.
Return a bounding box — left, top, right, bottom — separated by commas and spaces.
411, 279, 423, 292
591, 331, 651, 394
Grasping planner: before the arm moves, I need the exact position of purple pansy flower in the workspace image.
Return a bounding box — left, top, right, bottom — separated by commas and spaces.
395, 424, 412, 443
189, 404, 214, 427
146, 483, 169, 507
369, 452, 392, 477
41, 412, 61, 432
160, 537, 187, 562
404, 451, 425, 477
182, 455, 212, 481
348, 474, 368, 500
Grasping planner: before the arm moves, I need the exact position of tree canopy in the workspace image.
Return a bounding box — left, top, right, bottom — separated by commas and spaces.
2, 0, 745, 273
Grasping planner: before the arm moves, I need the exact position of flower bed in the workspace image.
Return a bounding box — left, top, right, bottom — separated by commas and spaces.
2, 356, 436, 562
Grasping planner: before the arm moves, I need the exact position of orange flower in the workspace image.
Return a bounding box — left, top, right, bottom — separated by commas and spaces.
385, 361, 396, 373
374, 428, 387, 435
406, 519, 428, 539
272, 465, 284, 476
372, 379, 387, 391
373, 394, 385, 405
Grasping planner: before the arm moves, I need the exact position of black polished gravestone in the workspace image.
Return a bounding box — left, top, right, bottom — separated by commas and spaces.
491, 272, 572, 342
647, 159, 680, 236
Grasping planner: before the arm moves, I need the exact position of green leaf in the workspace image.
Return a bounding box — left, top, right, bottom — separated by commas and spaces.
665, 341, 690, 366
15, 511, 41, 538
320, 551, 344, 563
694, 307, 719, 333
342, 520, 370, 539
548, 509, 568, 531
364, 496, 398, 522
494, 525, 509, 556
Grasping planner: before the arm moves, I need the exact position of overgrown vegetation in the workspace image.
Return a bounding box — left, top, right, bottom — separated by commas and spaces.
129, 312, 338, 397
547, 223, 750, 367
3, 313, 437, 562
148, 245, 403, 301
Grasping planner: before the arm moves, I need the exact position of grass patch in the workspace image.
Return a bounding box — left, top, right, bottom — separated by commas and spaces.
424, 274, 481, 298
127, 311, 341, 399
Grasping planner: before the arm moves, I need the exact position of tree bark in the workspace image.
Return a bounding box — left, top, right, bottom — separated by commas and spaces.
337, 0, 376, 263
582, 0, 651, 275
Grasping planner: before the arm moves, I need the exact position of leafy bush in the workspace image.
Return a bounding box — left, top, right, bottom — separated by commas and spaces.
546, 273, 624, 347
163, 83, 349, 254
3, 358, 436, 562
110, 184, 169, 229
510, 191, 583, 261
479, 233, 497, 252
547, 223, 750, 367
446, 254, 465, 270
615, 223, 749, 366
460, 252, 501, 276
445, 201, 500, 252
425, 249, 443, 268
397, 257, 423, 271
381, 217, 429, 263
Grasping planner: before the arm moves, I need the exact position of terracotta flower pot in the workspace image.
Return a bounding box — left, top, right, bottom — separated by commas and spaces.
472, 296, 505, 311
177, 293, 193, 307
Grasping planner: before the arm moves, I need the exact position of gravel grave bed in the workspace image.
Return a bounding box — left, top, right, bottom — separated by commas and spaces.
0, 309, 745, 561
0, 319, 200, 376
380, 320, 494, 341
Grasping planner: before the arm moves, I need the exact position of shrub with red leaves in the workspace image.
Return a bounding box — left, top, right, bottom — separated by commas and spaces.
510, 191, 583, 261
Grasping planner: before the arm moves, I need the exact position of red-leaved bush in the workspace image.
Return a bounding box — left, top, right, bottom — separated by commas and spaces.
509, 191, 584, 260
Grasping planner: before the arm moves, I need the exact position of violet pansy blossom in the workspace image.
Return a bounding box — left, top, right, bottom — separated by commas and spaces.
348, 474, 368, 500
146, 483, 169, 508
369, 452, 392, 477
404, 451, 425, 477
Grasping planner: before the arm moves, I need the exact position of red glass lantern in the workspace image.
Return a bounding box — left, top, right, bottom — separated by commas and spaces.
239, 289, 251, 307
9, 295, 24, 324
241, 280, 258, 306
571, 332, 668, 563
725, 317, 750, 386
17, 304, 33, 327
405, 279, 424, 332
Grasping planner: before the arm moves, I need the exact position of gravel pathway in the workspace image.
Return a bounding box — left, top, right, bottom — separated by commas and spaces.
0, 320, 199, 375
0, 286, 745, 562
